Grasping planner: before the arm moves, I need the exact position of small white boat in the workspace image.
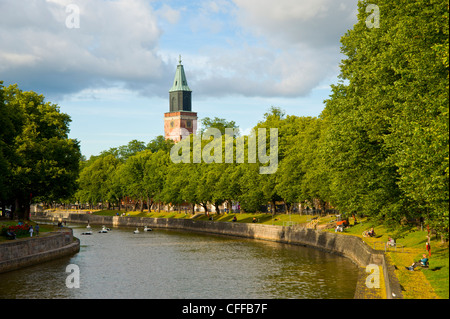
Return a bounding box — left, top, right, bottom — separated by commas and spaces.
98, 226, 108, 233
144, 226, 153, 232
133, 228, 139, 234
86, 224, 91, 229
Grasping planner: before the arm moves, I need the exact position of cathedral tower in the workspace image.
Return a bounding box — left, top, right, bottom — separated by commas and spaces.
164, 56, 197, 142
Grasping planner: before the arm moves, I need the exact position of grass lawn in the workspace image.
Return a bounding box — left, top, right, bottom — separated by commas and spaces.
95, 209, 193, 219
94, 209, 319, 226
89, 210, 449, 299
336, 218, 449, 299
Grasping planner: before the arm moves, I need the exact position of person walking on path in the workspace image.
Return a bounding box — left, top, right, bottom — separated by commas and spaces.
29, 225, 34, 237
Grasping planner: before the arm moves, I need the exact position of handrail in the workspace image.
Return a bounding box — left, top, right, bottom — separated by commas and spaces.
372, 241, 404, 252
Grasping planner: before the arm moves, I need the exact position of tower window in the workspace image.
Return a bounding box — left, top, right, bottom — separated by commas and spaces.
186, 120, 192, 128
171, 97, 175, 111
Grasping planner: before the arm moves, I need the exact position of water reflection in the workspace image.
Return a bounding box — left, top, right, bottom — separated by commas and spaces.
0, 224, 358, 299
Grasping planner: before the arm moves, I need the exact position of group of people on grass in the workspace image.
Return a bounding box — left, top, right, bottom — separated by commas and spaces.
361, 226, 432, 272
4, 222, 39, 239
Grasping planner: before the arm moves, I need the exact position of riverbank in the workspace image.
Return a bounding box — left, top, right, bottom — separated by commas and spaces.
31, 211, 403, 299
0, 227, 80, 274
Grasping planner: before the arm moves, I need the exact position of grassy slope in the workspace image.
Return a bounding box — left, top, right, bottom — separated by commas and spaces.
339, 218, 448, 299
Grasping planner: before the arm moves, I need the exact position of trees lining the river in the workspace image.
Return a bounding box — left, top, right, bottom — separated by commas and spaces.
72, 0, 449, 238
1, 0, 448, 238
73, 111, 330, 216
321, 0, 448, 236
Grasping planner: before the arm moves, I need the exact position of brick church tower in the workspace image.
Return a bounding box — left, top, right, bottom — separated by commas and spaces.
164, 56, 197, 142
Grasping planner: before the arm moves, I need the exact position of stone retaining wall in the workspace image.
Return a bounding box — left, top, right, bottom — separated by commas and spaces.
31, 212, 403, 299
0, 229, 80, 274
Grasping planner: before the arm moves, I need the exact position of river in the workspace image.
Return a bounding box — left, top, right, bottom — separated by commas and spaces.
0, 224, 358, 299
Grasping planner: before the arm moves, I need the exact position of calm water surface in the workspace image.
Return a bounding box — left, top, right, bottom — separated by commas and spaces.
0, 224, 358, 299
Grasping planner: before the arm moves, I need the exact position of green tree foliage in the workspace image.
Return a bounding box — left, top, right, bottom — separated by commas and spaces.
200, 117, 239, 136
321, 0, 448, 235
143, 150, 170, 211
276, 116, 325, 206
76, 154, 121, 208
0, 82, 81, 219
146, 135, 175, 153
101, 139, 147, 161
0, 83, 21, 210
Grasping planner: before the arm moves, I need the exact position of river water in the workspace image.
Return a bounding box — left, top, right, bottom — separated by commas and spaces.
0, 224, 358, 299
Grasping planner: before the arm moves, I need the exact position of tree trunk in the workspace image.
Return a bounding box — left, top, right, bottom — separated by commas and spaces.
14, 197, 30, 220
214, 202, 220, 215
202, 203, 208, 214
271, 200, 276, 218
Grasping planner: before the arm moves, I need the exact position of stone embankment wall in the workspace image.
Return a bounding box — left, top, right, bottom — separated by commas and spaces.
0, 229, 80, 274
31, 212, 403, 299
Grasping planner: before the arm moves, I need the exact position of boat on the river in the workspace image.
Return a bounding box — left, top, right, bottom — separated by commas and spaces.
98, 226, 108, 233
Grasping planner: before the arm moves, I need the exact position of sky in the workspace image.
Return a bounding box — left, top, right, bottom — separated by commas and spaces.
0, 0, 359, 158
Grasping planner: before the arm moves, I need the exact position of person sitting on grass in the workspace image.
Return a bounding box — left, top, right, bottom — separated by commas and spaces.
386, 237, 395, 248
406, 254, 429, 271
6, 230, 16, 240
368, 227, 375, 237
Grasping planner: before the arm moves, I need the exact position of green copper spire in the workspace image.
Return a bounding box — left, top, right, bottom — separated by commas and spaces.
169, 55, 192, 112
169, 55, 191, 93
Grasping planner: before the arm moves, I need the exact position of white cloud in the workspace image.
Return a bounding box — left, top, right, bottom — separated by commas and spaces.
176, 0, 358, 98
156, 4, 181, 25
190, 45, 339, 98
233, 0, 358, 48
0, 0, 358, 101
0, 0, 170, 98
0, 52, 40, 68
